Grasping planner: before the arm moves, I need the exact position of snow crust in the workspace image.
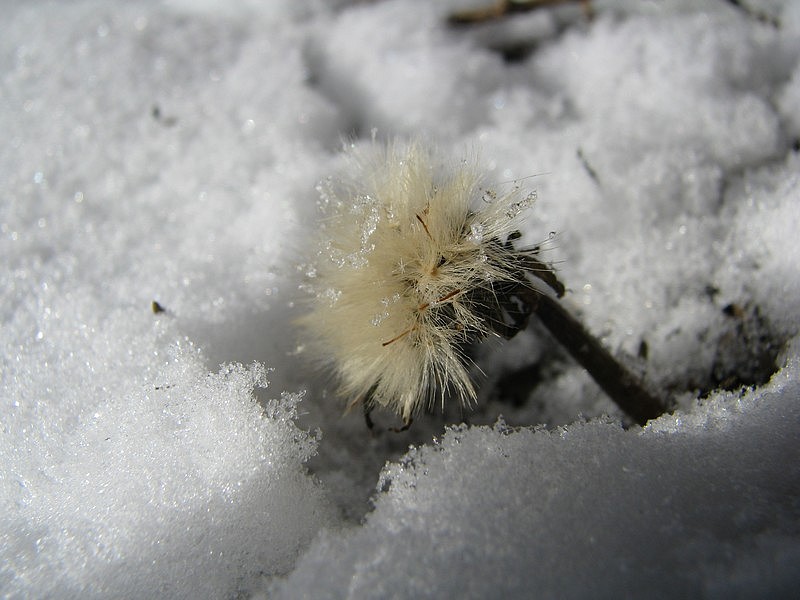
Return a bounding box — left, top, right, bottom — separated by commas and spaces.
272, 361, 800, 599
2, 0, 798, 598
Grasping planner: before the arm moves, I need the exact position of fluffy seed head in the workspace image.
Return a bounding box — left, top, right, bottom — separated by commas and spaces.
299, 141, 541, 423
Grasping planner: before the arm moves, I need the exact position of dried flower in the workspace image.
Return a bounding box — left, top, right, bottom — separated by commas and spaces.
298, 141, 560, 425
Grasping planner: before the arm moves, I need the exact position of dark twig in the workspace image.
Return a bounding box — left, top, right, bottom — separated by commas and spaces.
724, 0, 780, 28
479, 238, 666, 426
528, 291, 666, 426
449, 0, 593, 26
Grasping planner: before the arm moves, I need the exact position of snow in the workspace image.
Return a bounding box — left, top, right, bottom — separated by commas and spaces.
272, 367, 800, 599
1, 0, 798, 598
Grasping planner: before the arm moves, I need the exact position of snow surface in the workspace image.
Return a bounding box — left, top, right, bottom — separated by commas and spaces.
1, 0, 798, 598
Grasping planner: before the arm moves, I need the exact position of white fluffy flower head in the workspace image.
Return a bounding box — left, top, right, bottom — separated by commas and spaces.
299, 141, 548, 424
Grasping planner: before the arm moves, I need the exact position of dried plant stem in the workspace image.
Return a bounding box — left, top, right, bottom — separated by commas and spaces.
528, 292, 666, 426
449, 0, 593, 25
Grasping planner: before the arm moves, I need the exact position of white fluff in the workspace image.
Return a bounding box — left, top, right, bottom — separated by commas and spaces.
299, 141, 546, 423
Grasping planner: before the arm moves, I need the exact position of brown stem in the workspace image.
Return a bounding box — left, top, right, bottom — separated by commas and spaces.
449, 0, 593, 25
531, 293, 666, 426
